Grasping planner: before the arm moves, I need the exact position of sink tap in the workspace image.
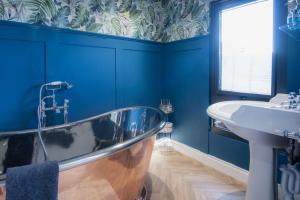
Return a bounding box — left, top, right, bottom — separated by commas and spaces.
279, 91, 300, 110
282, 130, 300, 143
288, 92, 297, 109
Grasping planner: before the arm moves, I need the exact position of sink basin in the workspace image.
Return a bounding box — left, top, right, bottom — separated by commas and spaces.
207, 99, 300, 200
208, 100, 300, 146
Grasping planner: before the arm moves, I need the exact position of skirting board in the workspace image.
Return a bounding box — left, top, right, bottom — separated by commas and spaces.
155, 139, 300, 200
156, 138, 249, 184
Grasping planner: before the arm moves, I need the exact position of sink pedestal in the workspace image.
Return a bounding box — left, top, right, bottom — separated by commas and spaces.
247, 142, 275, 200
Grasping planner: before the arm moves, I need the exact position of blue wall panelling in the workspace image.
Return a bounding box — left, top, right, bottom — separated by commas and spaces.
209, 133, 250, 169
0, 39, 45, 131
116, 48, 163, 108
163, 36, 250, 169
287, 38, 300, 92
164, 36, 210, 153
0, 21, 163, 131
47, 40, 116, 123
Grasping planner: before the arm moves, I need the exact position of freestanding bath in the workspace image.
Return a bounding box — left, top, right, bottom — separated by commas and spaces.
0, 107, 166, 200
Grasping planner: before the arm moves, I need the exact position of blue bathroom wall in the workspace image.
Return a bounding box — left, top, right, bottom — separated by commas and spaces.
0, 21, 163, 131
117, 48, 163, 108
209, 133, 249, 169
164, 36, 210, 153
163, 35, 250, 169
0, 39, 45, 131
287, 38, 300, 92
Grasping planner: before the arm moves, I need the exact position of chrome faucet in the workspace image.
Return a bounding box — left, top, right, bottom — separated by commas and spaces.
275, 90, 300, 142
282, 129, 300, 143
39, 81, 72, 126
37, 81, 73, 160
280, 90, 300, 110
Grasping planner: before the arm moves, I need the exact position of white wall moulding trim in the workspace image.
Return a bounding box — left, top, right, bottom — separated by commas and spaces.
155, 138, 300, 200
156, 138, 249, 184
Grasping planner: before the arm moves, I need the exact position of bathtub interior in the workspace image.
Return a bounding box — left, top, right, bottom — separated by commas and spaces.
0, 107, 164, 179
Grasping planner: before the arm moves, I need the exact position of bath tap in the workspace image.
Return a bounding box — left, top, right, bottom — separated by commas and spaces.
39, 81, 72, 126
37, 81, 73, 160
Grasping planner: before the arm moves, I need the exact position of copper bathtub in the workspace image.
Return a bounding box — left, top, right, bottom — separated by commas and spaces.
0, 107, 166, 200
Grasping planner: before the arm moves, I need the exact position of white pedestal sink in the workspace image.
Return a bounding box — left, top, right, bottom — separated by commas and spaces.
207, 98, 300, 200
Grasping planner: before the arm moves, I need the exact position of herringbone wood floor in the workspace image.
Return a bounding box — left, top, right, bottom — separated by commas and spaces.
147, 148, 246, 200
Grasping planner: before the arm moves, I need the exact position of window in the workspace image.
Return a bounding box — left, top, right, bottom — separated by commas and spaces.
213, 0, 274, 96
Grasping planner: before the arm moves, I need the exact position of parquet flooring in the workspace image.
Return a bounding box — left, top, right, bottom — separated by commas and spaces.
147, 148, 246, 200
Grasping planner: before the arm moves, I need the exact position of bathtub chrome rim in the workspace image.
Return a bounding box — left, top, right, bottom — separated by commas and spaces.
0, 106, 166, 135
0, 106, 167, 184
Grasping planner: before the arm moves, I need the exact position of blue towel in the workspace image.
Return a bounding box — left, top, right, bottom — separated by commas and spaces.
6, 161, 59, 200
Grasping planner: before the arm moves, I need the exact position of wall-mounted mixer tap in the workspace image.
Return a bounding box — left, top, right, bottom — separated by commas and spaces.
38, 81, 73, 126
37, 81, 73, 160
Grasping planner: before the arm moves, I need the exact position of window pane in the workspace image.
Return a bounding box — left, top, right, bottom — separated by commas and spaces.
220, 0, 273, 95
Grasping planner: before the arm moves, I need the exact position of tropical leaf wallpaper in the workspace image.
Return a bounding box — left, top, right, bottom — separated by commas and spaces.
162, 0, 212, 42
0, 0, 212, 42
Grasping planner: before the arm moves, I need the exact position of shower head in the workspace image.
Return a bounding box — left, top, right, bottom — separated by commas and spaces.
44, 81, 73, 90
48, 81, 64, 86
